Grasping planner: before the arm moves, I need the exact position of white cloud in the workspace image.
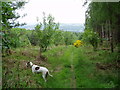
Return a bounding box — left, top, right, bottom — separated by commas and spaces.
17, 0, 87, 25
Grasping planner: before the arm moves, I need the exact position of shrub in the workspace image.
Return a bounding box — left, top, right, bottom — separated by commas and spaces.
73, 40, 83, 48
82, 29, 99, 51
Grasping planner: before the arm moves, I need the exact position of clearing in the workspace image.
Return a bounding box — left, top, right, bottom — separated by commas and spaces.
2, 45, 119, 88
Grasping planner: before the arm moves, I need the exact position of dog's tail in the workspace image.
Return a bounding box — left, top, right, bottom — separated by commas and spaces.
48, 71, 53, 77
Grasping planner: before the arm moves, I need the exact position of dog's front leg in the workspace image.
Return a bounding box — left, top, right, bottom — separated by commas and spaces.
32, 70, 35, 74
42, 74, 47, 82
32, 72, 35, 74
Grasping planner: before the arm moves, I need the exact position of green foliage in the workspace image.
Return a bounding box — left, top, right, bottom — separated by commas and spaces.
82, 29, 99, 51
1, 1, 26, 29
85, 2, 120, 50
27, 30, 39, 46
2, 28, 31, 55
52, 30, 64, 46
34, 14, 60, 52
11, 28, 31, 47
63, 31, 78, 45
32, 13, 80, 52
76, 32, 83, 40
1, 1, 27, 55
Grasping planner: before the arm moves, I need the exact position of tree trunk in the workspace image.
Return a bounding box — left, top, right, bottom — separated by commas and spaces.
102, 24, 104, 38
109, 20, 114, 52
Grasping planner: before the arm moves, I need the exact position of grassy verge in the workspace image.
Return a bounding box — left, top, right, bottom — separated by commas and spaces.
74, 46, 119, 88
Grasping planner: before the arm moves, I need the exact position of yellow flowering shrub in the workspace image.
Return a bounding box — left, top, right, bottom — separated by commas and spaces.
73, 40, 83, 48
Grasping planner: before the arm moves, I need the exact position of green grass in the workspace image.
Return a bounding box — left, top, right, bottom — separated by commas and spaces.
74, 46, 118, 88
2, 45, 119, 88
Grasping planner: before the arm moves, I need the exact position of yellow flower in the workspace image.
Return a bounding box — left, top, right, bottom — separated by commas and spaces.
76, 40, 80, 43
73, 43, 76, 46
73, 40, 83, 47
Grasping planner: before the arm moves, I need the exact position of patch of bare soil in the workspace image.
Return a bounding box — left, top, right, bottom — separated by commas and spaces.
3, 56, 48, 73
101, 48, 110, 51
21, 51, 36, 58
85, 51, 93, 55
3, 59, 16, 69
35, 54, 47, 61
96, 60, 120, 70
2, 49, 16, 57
20, 51, 48, 69
3, 59, 16, 76
19, 60, 28, 70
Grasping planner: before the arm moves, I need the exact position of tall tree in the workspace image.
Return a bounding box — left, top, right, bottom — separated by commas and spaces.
1, 1, 27, 55
35, 13, 60, 52
85, 2, 120, 52
1, 1, 26, 29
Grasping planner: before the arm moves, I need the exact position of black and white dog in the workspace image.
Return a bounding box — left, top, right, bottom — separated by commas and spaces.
26, 61, 53, 82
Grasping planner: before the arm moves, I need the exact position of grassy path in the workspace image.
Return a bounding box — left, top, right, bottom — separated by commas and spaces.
70, 51, 76, 88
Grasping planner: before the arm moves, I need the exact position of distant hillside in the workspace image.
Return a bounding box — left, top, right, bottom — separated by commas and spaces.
19, 23, 85, 32
59, 23, 84, 32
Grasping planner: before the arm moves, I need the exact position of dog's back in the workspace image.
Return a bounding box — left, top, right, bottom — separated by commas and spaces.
32, 65, 48, 73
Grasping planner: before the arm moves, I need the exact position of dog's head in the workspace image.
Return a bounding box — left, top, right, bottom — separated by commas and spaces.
26, 62, 33, 67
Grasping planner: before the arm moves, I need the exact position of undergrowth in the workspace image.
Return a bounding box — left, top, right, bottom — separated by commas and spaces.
2, 45, 119, 88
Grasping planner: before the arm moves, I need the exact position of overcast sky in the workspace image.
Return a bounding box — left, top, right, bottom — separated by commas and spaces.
17, 0, 87, 25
